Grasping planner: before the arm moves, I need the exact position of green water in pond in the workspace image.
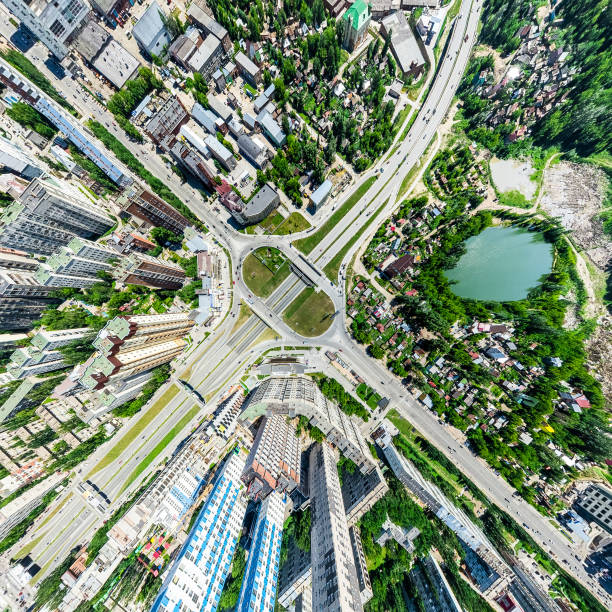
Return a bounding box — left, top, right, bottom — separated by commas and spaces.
444, 226, 553, 302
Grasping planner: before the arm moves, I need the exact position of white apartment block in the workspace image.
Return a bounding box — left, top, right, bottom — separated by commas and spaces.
242, 414, 300, 499
30, 327, 91, 351
0, 471, 65, 540
150, 452, 247, 612
237, 491, 286, 612
0, 0, 90, 59
246, 376, 375, 474
309, 443, 364, 612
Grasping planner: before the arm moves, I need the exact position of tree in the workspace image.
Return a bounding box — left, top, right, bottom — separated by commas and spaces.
369, 345, 385, 360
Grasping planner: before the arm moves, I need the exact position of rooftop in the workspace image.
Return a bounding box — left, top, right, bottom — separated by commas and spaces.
92, 40, 140, 89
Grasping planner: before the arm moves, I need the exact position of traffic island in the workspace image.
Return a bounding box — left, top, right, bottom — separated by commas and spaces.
283, 287, 335, 337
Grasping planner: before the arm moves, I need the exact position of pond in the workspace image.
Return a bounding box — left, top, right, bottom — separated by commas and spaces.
444, 226, 553, 302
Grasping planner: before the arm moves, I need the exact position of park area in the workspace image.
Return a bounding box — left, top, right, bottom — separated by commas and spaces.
242, 248, 291, 298
283, 288, 335, 337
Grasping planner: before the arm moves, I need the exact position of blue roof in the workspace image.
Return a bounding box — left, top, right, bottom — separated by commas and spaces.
310, 179, 332, 206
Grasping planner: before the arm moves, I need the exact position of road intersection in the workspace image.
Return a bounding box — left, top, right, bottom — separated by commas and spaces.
3, 0, 610, 607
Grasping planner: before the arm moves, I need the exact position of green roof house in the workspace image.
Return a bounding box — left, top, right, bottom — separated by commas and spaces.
342, 0, 372, 51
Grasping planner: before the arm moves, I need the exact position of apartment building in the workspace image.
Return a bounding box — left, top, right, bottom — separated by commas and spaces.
237, 491, 286, 612
341, 465, 388, 527
90, 371, 154, 417
93, 313, 195, 355
410, 554, 462, 612
242, 414, 300, 499
19, 177, 114, 239
0, 248, 38, 271
374, 424, 507, 576
309, 443, 364, 612
78, 313, 194, 392
245, 376, 375, 474
0, 471, 65, 540
115, 253, 186, 290
207, 388, 245, 438
30, 327, 91, 351
35, 238, 116, 288
0, 0, 90, 59
7, 345, 66, 379
0, 58, 133, 188
117, 184, 189, 234
349, 526, 373, 606
0, 270, 60, 330
151, 452, 247, 612
0, 202, 79, 256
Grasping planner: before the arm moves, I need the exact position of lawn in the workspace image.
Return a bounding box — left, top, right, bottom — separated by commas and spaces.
242, 248, 291, 298
86, 385, 179, 478
258, 211, 285, 232
119, 404, 201, 494
283, 288, 335, 337
274, 212, 312, 235
294, 176, 378, 255
231, 301, 253, 333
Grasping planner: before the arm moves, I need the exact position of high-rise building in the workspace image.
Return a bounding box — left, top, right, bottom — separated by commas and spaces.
237, 491, 285, 612
35, 237, 116, 288
242, 414, 300, 499
245, 376, 375, 474
207, 388, 245, 438
114, 253, 186, 290
341, 0, 371, 51
19, 177, 115, 238
349, 526, 373, 607
151, 451, 247, 612
0, 271, 60, 330
0, 471, 65, 539
117, 184, 189, 234
341, 465, 388, 527
409, 554, 462, 612
0, 202, 78, 256
0, 248, 38, 271
77, 313, 194, 391
30, 327, 91, 351
309, 443, 364, 612
7, 345, 66, 379
576, 484, 612, 535
0, 178, 114, 256
0, 0, 90, 59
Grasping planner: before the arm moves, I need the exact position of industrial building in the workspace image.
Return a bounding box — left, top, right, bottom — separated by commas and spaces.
132, 1, 172, 58
145, 96, 190, 151
576, 484, 612, 535
186, 2, 232, 52
235, 51, 261, 85
380, 11, 428, 78
150, 452, 247, 612
204, 134, 236, 171
241, 414, 301, 499
310, 179, 333, 211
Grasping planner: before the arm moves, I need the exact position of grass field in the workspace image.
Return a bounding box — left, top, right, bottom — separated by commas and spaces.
119, 404, 201, 494
294, 176, 378, 255
274, 212, 312, 235
242, 249, 291, 298
231, 301, 253, 333
86, 385, 179, 478
283, 288, 335, 337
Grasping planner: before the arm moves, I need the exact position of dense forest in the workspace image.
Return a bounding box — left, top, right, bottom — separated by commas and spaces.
476, 0, 611, 156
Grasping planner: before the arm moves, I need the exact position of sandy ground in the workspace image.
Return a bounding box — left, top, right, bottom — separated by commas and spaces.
540, 162, 610, 270
490, 157, 537, 199
472, 45, 508, 83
